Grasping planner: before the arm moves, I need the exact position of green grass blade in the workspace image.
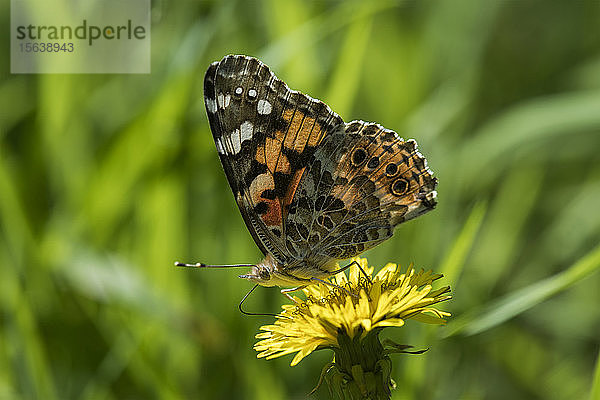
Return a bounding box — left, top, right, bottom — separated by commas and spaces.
461, 90, 600, 184
259, 1, 394, 69
591, 348, 600, 400
445, 241, 600, 337
324, 5, 374, 117
438, 201, 487, 287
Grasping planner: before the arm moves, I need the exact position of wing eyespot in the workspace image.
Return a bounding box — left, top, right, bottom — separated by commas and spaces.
367, 156, 380, 169
391, 178, 409, 196
385, 162, 399, 177
351, 148, 368, 166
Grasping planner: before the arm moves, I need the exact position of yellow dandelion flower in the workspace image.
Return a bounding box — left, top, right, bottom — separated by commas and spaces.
254, 257, 451, 399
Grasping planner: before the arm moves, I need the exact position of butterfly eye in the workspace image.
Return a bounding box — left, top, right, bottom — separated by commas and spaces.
385, 163, 398, 177
391, 178, 409, 196
351, 148, 367, 166
259, 269, 270, 280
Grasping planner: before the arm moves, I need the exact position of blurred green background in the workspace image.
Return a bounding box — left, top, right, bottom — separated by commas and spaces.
2, 0, 600, 399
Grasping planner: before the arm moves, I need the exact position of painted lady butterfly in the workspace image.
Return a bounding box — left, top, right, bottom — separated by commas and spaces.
178, 55, 437, 293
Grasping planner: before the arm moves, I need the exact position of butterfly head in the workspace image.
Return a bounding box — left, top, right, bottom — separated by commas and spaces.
238, 254, 308, 287
238, 254, 279, 287
238, 265, 275, 286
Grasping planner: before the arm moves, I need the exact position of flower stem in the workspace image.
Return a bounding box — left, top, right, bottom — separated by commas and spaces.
325, 328, 394, 400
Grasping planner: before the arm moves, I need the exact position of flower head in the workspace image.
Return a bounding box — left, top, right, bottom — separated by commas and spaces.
254, 257, 451, 366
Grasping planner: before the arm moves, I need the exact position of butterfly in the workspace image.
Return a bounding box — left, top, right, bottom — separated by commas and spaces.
177, 55, 437, 298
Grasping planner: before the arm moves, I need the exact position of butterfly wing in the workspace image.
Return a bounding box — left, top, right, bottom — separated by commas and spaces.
285, 120, 437, 265
204, 55, 344, 263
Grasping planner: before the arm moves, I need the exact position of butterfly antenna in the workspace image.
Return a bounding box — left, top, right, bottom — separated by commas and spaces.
238, 284, 279, 318
174, 261, 255, 269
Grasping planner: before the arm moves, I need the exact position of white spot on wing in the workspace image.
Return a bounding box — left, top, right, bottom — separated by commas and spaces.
257, 99, 272, 115
215, 138, 224, 154
217, 93, 231, 108
206, 98, 217, 113
248, 89, 257, 98
240, 121, 253, 144
230, 129, 241, 154
235, 87, 243, 95
223, 136, 234, 154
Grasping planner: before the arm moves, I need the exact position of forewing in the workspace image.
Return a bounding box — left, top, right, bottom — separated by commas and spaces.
203, 55, 344, 263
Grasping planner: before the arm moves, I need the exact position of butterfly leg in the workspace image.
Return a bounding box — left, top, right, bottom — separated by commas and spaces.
328, 260, 373, 285
280, 286, 306, 304
326, 261, 373, 301
309, 277, 359, 299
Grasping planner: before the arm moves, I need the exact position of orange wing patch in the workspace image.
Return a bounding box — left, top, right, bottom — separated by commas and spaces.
247, 173, 282, 227
282, 108, 327, 152
254, 108, 326, 176
255, 136, 291, 174
283, 167, 306, 209
249, 108, 331, 231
